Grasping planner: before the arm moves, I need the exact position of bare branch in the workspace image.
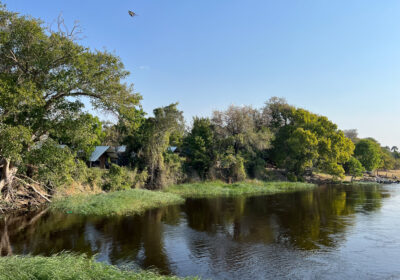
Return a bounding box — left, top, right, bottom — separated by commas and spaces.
14, 177, 51, 203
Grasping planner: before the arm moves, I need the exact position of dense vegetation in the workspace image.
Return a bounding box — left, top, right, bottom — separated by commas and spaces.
0, 3, 399, 211
0, 253, 195, 280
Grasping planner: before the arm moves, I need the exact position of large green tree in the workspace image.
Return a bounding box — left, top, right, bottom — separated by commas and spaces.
268, 100, 354, 178
183, 117, 215, 179
130, 103, 184, 189
211, 105, 272, 181
354, 139, 382, 171
344, 156, 365, 180
379, 147, 395, 171
0, 4, 142, 198
49, 109, 105, 159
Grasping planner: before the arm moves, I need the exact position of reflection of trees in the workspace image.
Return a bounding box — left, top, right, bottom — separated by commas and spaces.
0, 217, 12, 256
0, 204, 182, 274
182, 185, 387, 253
0, 209, 51, 256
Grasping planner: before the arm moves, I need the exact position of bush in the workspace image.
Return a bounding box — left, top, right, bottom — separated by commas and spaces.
133, 168, 149, 189
344, 156, 365, 178
83, 167, 106, 189
247, 158, 267, 179
164, 152, 186, 186
103, 164, 134, 191
287, 172, 298, 182
101, 164, 149, 191
26, 141, 80, 189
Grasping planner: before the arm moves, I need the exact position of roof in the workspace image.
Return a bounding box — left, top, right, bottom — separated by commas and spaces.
168, 146, 177, 152
89, 146, 110, 162
116, 145, 126, 153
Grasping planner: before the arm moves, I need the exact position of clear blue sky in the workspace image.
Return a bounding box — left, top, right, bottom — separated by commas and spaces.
4, 0, 400, 147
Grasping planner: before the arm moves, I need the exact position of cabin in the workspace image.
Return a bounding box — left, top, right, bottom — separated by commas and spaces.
88, 145, 127, 169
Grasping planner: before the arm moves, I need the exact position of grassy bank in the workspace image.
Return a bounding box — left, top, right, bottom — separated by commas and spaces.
0, 254, 195, 280
51, 181, 315, 216
165, 180, 315, 198
51, 189, 184, 216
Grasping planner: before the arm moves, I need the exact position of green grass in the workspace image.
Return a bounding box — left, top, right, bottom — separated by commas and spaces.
51, 181, 315, 216
0, 253, 196, 280
165, 180, 315, 198
51, 189, 185, 216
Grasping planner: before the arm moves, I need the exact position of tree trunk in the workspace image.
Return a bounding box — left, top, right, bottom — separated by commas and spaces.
0, 158, 18, 199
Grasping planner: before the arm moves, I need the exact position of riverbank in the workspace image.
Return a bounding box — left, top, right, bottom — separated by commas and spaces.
0, 253, 195, 280
51, 189, 184, 216
50, 181, 315, 216
307, 171, 400, 185
165, 180, 315, 198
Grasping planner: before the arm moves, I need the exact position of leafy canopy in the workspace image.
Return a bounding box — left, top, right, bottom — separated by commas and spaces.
0, 3, 142, 189
354, 138, 382, 171
269, 100, 354, 178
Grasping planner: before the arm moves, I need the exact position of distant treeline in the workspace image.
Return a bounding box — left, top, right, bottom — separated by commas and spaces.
105, 98, 398, 188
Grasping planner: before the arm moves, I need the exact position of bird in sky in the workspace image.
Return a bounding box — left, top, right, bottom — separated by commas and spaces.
128, 10, 137, 17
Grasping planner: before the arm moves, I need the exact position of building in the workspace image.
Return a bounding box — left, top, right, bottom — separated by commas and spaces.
88, 145, 127, 168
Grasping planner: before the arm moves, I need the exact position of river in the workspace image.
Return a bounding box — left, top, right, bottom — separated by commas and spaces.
1, 184, 400, 279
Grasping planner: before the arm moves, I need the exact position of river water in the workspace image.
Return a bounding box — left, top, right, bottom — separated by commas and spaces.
1, 184, 400, 279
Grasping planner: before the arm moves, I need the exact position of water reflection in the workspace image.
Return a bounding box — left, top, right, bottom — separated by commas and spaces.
0, 184, 392, 278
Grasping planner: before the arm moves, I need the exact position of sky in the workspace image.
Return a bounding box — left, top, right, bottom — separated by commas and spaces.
3, 0, 400, 147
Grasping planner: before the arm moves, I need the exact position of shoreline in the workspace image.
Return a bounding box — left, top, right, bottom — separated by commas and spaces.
3, 178, 395, 217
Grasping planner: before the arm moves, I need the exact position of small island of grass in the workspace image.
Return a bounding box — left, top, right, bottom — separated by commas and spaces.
165, 180, 315, 198
0, 253, 195, 280
51, 181, 315, 216
51, 189, 185, 216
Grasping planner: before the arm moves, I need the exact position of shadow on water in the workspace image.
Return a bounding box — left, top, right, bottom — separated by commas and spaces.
0, 184, 392, 277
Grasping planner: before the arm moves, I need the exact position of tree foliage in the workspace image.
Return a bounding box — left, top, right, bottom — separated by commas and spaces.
344, 157, 365, 178
268, 100, 354, 178
130, 103, 185, 189
0, 3, 142, 198
210, 105, 273, 181
354, 139, 382, 171
183, 117, 215, 179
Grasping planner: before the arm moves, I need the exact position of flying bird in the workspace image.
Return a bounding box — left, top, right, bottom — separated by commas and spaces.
128, 10, 137, 17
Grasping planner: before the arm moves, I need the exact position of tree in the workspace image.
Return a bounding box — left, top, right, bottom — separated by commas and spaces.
270, 105, 354, 178
0, 4, 142, 199
49, 111, 105, 159
183, 118, 215, 179
0, 125, 31, 194
343, 129, 359, 143
102, 121, 128, 146
344, 157, 365, 180
262, 97, 293, 131
131, 103, 185, 189
380, 147, 395, 171
391, 146, 398, 153
211, 105, 272, 180
354, 139, 382, 171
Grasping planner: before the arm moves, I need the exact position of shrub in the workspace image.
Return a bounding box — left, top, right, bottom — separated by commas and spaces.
103, 164, 134, 191
164, 152, 186, 186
